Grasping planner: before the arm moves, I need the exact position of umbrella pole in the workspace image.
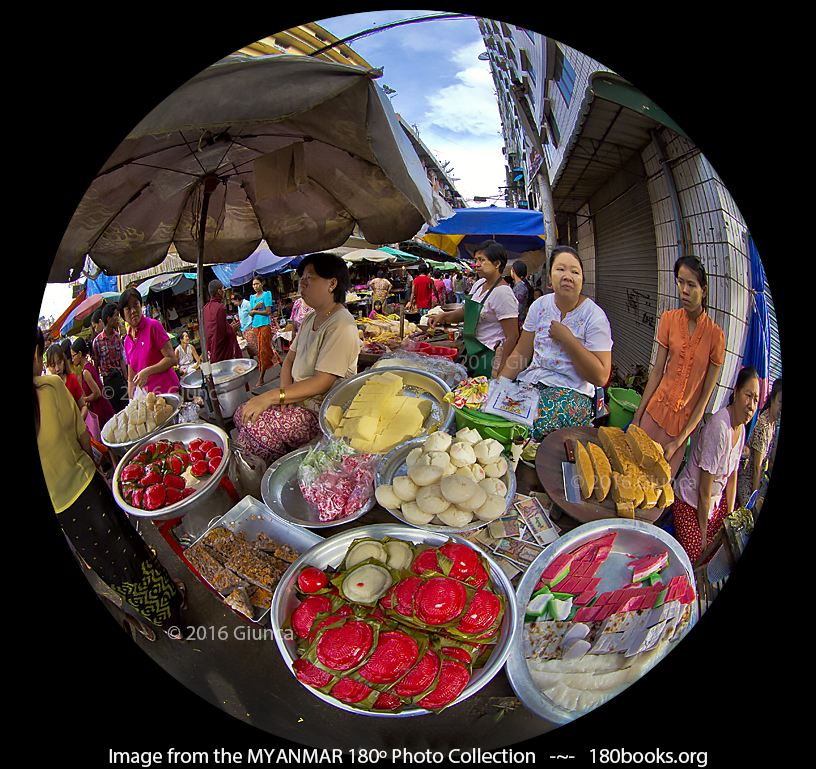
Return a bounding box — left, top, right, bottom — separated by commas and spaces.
196, 174, 226, 430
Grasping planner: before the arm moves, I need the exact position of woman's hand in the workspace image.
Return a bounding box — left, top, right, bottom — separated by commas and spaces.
663, 438, 685, 464
135, 368, 151, 389
547, 320, 573, 345
427, 312, 448, 329
240, 395, 271, 426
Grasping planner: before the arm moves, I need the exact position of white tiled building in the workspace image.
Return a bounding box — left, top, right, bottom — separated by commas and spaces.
478, 19, 781, 414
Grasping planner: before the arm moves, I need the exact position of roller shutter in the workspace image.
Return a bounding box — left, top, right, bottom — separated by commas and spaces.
594, 180, 658, 379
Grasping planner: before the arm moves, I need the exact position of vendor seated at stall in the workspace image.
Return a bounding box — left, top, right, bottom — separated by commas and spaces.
497, 245, 613, 441
672, 365, 760, 563
234, 253, 360, 464
175, 330, 201, 376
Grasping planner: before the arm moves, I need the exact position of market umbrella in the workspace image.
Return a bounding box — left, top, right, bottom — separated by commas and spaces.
136, 272, 196, 296
742, 233, 771, 439
228, 249, 303, 286
422, 206, 547, 261
343, 249, 399, 264
51, 53, 452, 426
60, 291, 120, 336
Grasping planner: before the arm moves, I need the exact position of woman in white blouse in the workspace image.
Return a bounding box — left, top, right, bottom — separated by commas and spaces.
498, 246, 613, 440
428, 240, 519, 377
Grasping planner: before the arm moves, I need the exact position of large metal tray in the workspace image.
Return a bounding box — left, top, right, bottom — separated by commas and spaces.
317, 366, 455, 445
101, 393, 182, 453
111, 421, 231, 521
269, 523, 519, 717
375, 437, 517, 534
260, 446, 377, 529
188, 496, 323, 624
505, 519, 698, 725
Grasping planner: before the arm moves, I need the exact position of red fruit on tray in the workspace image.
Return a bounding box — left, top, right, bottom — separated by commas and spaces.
207, 456, 222, 474
414, 577, 468, 626
357, 630, 419, 685
189, 450, 205, 463
144, 461, 164, 475
121, 463, 145, 482
164, 474, 186, 490
181, 488, 196, 499
293, 658, 333, 689
172, 442, 185, 452
190, 459, 209, 477
139, 469, 163, 487
198, 440, 215, 453
143, 442, 157, 458
392, 648, 440, 698
165, 455, 185, 475
165, 487, 184, 506
131, 488, 145, 509
143, 484, 166, 511
416, 659, 470, 710
205, 446, 223, 460
315, 619, 374, 672
439, 542, 479, 580
297, 567, 329, 594
188, 439, 202, 452
455, 589, 502, 635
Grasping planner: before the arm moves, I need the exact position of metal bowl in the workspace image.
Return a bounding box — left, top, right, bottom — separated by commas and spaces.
375, 437, 517, 534
505, 519, 698, 725
111, 421, 231, 521
101, 393, 182, 453
179, 358, 258, 394
317, 367, 454, 446
260, 446, 377, 529
270, 523, 519, 717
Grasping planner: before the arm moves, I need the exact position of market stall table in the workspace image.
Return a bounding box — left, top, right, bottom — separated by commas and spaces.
535, 425, 665, 525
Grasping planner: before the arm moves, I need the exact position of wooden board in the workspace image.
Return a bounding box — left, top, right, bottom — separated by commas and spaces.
534, 425, 664, 524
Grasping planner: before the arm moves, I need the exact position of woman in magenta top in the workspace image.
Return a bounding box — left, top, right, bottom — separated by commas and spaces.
70, 336, 115, 426
118, 288, 180, 397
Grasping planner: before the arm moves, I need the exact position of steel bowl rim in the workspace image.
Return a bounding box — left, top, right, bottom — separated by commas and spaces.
269, 523, 519, 717
375, 436, 517, 534
179, 358, 258, 393
260, 445, 379, 529
101, 392, 183, 451
111, 421, 231, 520
317, 366, 454, 442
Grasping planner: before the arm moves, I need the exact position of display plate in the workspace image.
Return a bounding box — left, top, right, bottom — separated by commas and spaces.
260, 446, 376, 529
269, 523, 519, 717
505, 519, 698, 725
180, 359, 257, 393
317, 366, 455, 445
101, 393, 182, 452
375, 437, 517, 534
187, 496, 323, 624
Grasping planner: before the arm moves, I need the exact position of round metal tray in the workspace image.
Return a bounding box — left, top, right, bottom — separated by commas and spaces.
270, 523, 519, 717
260, 446, 377, 529
375, 437, 517, 534
179, 358, 258, 393
101, 393, 182, 453
505, 519, 698, 725
111, 421, 231, 521
317, 366, 454, 446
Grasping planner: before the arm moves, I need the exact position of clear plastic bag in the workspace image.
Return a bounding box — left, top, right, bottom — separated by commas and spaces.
373, 348, 467, 388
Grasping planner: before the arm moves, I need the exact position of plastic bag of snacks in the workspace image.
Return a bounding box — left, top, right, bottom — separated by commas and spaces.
443, 376, 490, 410
298, 438, 378, 522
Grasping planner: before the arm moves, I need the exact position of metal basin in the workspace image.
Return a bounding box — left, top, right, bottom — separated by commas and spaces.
318, 366, 454, 445
101, 393, 181, 454
180, 359, 257, 418
112, 421, 231, 521
270, 524, 519, 717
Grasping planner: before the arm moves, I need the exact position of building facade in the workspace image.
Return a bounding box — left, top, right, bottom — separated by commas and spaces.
478, 18, 781, 414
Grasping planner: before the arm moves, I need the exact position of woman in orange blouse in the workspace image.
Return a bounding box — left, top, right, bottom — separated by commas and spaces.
631, 256, 725, 478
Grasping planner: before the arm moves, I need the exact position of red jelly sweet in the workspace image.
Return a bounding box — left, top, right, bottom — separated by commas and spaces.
357, 631, 419, 685
439, 542, 479, 580
416, 659, 470, 710
293, 658, 333, 689
392, 648, 440, 698
455, 589, 502, 635
414, 577, 468, 626
330, 677, 372, 704
315, 620, 373, 672
290, 594, 333, 640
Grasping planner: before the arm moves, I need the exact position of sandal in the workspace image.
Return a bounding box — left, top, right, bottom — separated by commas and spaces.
124, 615, 156, 642
174, 579, 187, 610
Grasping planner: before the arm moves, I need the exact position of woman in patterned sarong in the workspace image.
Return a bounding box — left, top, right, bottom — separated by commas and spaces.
248, 276, 281, 389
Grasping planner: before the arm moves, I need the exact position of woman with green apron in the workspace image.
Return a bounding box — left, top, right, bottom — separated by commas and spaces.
428, 240, 520, 378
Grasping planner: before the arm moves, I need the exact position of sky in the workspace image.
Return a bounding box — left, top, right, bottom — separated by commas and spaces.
314, 11, 507, 207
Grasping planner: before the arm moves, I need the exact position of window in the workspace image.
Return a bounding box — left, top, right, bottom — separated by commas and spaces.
553, 46, 576, 105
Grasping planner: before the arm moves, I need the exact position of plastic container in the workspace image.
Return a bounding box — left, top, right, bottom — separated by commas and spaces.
607, 387, 642, 429
453, 405, 528, 449
415, 341, 458, 361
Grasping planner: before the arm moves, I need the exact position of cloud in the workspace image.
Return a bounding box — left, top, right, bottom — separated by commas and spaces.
422, 41, 501, 137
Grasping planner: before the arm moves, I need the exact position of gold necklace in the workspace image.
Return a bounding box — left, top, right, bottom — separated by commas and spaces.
314, 303, 339, 329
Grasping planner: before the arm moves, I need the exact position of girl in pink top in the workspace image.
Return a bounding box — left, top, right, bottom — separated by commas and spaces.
673, 366, 760, 562
631, 256, 725, 477
118, 288, 180, 397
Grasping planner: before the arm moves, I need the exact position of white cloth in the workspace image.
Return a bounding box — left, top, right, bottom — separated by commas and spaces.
469, 278, 519, 351
517, 293, 613, 397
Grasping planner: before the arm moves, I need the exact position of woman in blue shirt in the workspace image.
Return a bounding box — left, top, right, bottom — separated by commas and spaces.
248, 276, 281, 389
